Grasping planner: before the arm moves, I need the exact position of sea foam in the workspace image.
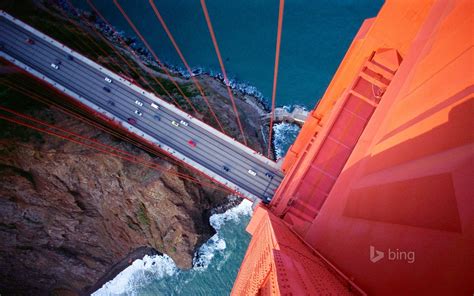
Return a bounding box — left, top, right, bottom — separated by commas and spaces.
93, 254, 177, 296
273, 122, 301, 159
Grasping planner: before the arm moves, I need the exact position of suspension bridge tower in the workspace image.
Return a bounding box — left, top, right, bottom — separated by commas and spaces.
232, 0, 474, 294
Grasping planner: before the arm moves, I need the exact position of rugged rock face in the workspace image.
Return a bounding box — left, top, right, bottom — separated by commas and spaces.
0, 99, 231, 295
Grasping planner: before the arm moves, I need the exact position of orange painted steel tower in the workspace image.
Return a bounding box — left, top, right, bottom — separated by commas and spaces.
232, 0, 473, 295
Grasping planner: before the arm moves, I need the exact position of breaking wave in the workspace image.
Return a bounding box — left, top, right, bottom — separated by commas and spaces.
273, 122, 301, 159
92, 199, 253, 295
93, 254, 177, 296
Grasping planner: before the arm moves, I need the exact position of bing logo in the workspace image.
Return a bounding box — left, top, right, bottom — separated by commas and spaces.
370, 245, 415, 264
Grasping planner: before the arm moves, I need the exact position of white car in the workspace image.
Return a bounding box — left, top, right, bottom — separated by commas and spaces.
180, 120, 189, 126
134, 100, 143, 106
50, 63, 59, 70
150, 103, 159, 109
171, 120, 180, 127
134, 110, 143, 116
104, 77, 112, 83
247, 169, 257, 176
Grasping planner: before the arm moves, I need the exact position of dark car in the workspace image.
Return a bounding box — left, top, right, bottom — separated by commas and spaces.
127, 118, 137, 125
153, 115, 161, 121
67, 54, 74, 61
107, 100, 115, 106
223, 166, 230, 172
265, 172, 274, 179
103, 86, 111, 93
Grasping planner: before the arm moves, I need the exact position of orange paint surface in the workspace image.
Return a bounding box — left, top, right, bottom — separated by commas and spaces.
233, 0, 474, 294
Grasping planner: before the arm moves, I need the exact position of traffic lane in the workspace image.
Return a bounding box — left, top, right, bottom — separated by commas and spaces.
128, 108, 279, 196
0, 23, 283, 195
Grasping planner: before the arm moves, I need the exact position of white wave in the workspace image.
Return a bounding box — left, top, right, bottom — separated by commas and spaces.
273, 122, 301, 159
210, 198, 253, 231
93, 254, 177, 296
193, 198, 253, 270
93, 198, 253, 295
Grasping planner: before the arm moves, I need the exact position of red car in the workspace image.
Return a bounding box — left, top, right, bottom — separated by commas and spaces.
25, 38, 35, 45
188, 140, 197, 148
127, 118, 137, 125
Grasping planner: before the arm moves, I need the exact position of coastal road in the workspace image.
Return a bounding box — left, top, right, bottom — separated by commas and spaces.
0, 11, 284, 201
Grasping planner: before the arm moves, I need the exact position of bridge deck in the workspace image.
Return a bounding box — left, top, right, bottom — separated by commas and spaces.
0, 10, 283, 201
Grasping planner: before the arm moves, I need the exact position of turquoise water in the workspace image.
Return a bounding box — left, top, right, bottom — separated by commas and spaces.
79, 1, 383, 294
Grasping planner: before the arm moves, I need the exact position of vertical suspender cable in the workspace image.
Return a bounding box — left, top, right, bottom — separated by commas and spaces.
267, 0, 285, 158
148, 0, 227, 136
85, 0, 182, 108
113, 0, 201, 117
199, 0, 248, 146
65, 0, 160, 96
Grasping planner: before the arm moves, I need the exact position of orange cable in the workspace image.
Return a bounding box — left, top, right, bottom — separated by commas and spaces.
112, 0, 201, 115
85, 0, 183, 109
0, 110, 228, 191
199, 0, 248, 145
148, 0, 227, 135
267, 0, 285, 157
0, 79, 199, 170
65, 0, 165, 99
0, 79, 236, 191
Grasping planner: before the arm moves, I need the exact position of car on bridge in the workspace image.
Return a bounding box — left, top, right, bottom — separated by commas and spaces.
134, 110, 143, 116
153, 115, 161, 121
50, 59, 61, 70
171, 120, 179, 127
151, 103, 159, 109
135, 100, 143, 106
248, 169, 257, 176
127, 118, 137, 125
103, 86, 111, 93
180, 120, 189, 126
104, 77, 112, 83
262, 195, 272, 204
25, 37, 34, 45
67, 54, 74, 61
188, 140, 197, 148
107, 100, 115, 106
223, 166, 230, 172
265, 172, 274, 179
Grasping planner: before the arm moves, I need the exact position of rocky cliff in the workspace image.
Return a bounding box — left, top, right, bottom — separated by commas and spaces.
0, 90, 237, 295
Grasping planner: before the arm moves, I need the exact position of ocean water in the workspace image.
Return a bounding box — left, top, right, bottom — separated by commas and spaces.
75, 1, 384, 294
74, 0, 382, 109
93, 199, 253, 296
